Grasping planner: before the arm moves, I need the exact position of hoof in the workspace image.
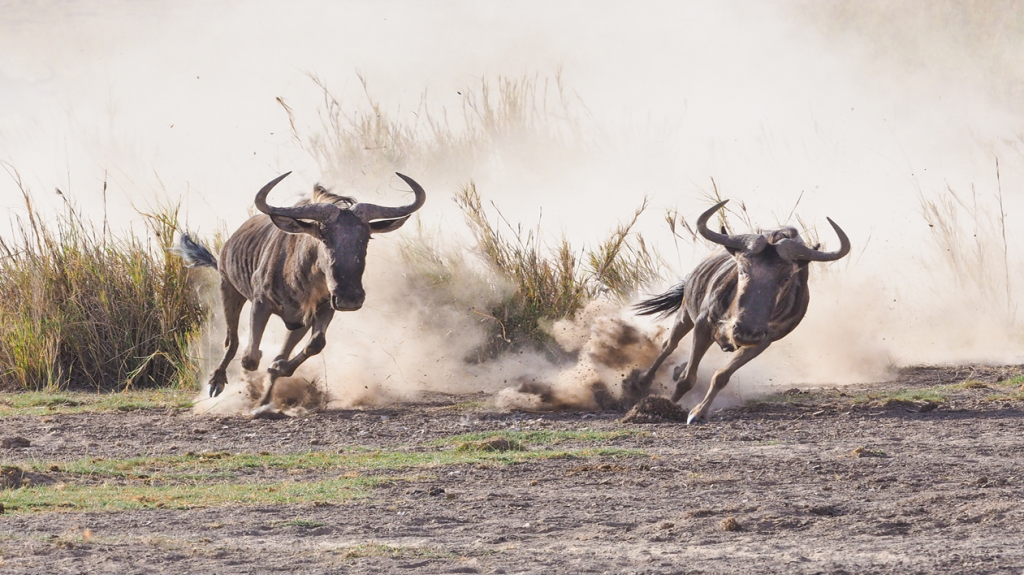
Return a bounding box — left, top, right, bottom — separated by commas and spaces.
686, 410, 706, 425
251, 403, 287, 419
672, 362, 687, 382
240, 352, 261, 371
208, 373, 227, 397
268, 360, 295, 378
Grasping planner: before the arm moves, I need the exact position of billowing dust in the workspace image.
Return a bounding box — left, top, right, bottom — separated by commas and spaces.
191, 233, 922, 417
191, 242, 675, 416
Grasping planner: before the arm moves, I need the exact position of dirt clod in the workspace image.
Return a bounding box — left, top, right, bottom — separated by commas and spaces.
620, 396, 688, 423
851, 446, 887, 458
720, 517, 741, 531
0, 466, 26, 488
2, 436, 31, 448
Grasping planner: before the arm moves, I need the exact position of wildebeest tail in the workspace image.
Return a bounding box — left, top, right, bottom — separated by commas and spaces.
172, 233, 218, 269
633, 281, 685, 318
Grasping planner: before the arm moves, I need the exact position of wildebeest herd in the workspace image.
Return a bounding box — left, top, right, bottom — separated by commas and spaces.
177, 173, 849, 421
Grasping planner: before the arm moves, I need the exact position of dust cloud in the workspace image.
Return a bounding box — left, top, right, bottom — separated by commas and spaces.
3, 2, 1024, 413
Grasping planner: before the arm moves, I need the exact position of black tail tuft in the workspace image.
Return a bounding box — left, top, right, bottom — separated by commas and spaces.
170, 233, 218, 269
633, 281, 686, 319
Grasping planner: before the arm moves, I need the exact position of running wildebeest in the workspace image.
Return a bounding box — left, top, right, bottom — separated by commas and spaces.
625, 200, 850, 423
176, 172, 425, 413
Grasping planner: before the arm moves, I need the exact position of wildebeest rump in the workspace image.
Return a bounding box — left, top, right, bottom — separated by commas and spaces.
175, 172, 425, 410
625, 200, 850, 423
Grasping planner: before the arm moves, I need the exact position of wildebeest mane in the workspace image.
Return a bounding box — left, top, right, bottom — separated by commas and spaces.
293, 184, 356, 208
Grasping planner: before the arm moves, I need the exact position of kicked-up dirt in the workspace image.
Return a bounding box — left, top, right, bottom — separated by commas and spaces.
2, 365, 1024, 574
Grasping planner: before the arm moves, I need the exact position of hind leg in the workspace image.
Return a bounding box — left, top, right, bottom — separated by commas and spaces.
240, 301, 272, 371
209, 279, 246, 397
623, 311, 694, 399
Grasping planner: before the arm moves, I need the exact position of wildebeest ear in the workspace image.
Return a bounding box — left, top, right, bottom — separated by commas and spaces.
270, 215, 319, 237
369, 215, 411, 234
719, 226, 739, 255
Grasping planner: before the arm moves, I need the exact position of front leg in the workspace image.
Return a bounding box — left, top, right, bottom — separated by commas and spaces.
671, 317, 714, 402
240, 301, 272, 371
687, 340, 770, 424
269, 323, 312, 378
256, 303, 335, 407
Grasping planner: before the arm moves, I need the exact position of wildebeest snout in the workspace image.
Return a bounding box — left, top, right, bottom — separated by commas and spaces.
332, 291, 365, 311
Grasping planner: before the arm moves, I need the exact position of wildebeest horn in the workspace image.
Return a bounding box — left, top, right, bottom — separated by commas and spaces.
774, 218, 851, 262
697, 200, 767, 253
350, 173, 426, 222
254, 172, 340, 222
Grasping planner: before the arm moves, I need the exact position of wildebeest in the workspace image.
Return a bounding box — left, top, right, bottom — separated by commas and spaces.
625, 200, 849, 423
176, 172, 425, 412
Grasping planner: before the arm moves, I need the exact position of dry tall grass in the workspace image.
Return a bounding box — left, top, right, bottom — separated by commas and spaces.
277, 71, 591, 184
919, 162, 1016, 322
0, 166, 207, 391
399, 182, 661, 360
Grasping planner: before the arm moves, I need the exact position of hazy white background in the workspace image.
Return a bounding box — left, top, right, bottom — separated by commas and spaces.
3, 1, 1024, 407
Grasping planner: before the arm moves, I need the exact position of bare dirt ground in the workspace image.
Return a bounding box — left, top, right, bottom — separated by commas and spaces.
3, 365, 1024, 574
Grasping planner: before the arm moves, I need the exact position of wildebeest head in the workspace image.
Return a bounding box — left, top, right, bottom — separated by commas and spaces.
254, 172, 426, 311
697, 200, 850, 350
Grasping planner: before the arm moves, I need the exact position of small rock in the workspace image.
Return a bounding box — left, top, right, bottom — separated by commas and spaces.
851, 446, 887, 458
720, 517, 742, 531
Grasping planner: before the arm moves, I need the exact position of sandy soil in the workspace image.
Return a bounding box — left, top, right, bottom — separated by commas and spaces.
2, 365, 1024, 574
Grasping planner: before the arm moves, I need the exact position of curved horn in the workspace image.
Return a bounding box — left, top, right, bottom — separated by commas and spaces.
774, 218, 851, 262
254, 172, 340, 222
351, 173, 426, 222
696, 200, 767, 252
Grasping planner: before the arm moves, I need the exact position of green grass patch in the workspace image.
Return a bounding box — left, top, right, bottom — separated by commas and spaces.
432, 429, 644, 448
335, 541, 455, 560
983, 391, 1024, 402
949, 380, 990, 390
2, 476, 382, 514
859, 389, 949, 404
996, 375, 1024, 388
279, 518, 327, 529
35, 445, 645, 478
7, 445, 646, 514
0, 389, 194, 416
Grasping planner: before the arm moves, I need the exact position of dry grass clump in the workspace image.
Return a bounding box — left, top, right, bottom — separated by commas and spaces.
919, 159, 1016, 321
401, 182, 661, 359
0, 167, 206, 391
278, 71, 591, 185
